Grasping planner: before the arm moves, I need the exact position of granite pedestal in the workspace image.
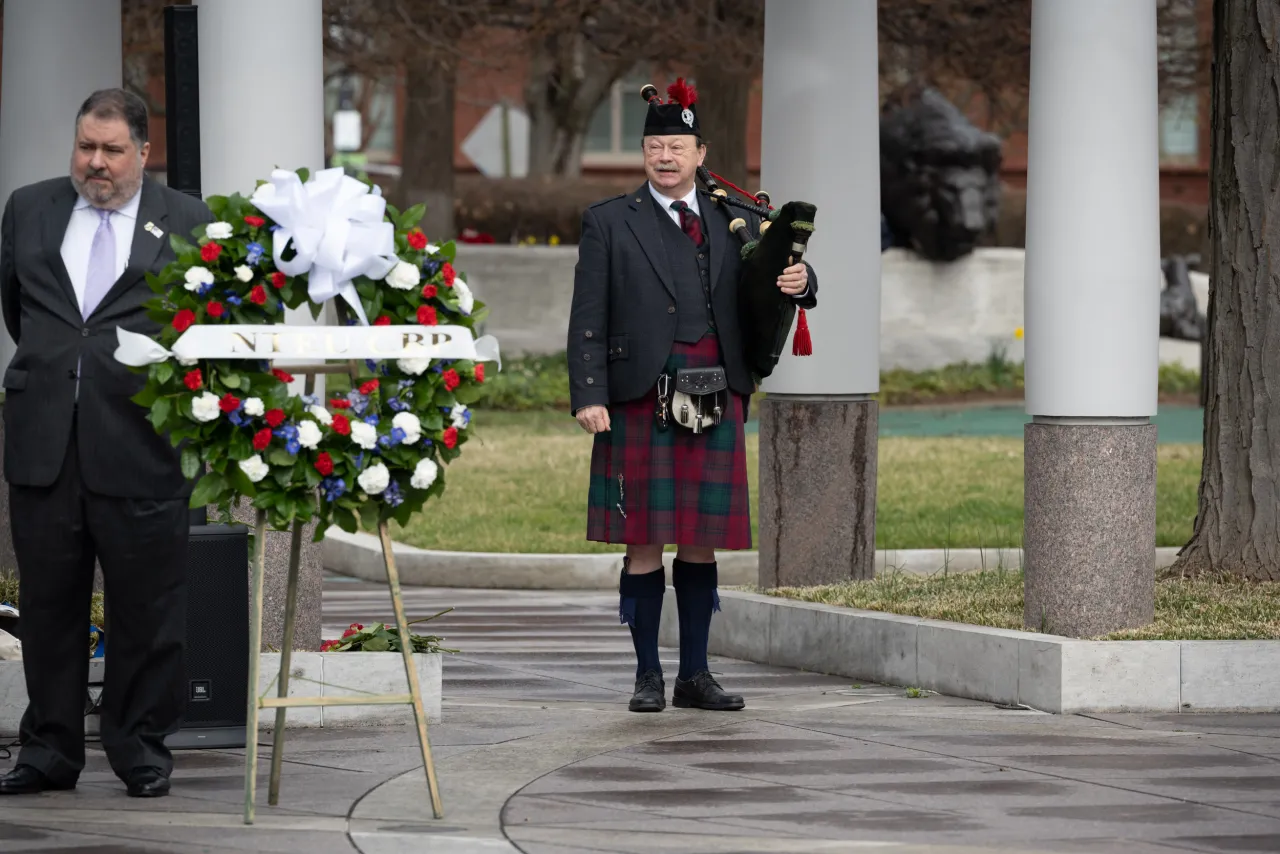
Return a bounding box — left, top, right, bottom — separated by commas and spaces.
1023, 422, 1157, 638
229, 501, 324, 652
758, 396, 878, 588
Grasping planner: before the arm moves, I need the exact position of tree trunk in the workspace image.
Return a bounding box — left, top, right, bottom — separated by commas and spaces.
524, 33, 621, 178
693, 65, 751, 191
1173, 0, 1280, 581
398, 59, 456, 241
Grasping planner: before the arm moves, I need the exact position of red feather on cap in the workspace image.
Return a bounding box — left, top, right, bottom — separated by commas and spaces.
666, 78, 698, 108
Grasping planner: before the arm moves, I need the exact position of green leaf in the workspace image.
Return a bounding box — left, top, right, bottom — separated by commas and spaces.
362, 634, 390, 652
131, 385, 160, 408
155, 361, 175, 386
222, 372, 242, 389
398, 203, 426, 231
229, 429, 253, 461
333, 505, 358, 533
189, 472, 227, 508
149, 397, 172, 430
303, 464, 322, 488
228, 463, 259, 497
180, 447, 201, 480
268, 448, 295, 467
358, 502, 378, 531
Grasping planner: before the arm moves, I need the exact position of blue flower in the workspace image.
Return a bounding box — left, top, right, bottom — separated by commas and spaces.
423, 260, 441, 277
347, 391, 369, 416
388, 396, 410, 413
273, 424, 300, 456
363, 413, 380, 426
227, 403, 250, 427
397, 379, 415, 390
320, 476, 347, 503
246, 242, 265, 266
301, 393, 321, 407
198, 281, 215, 297
364, 359, 379, 373
382, 480, 404, 507
226, 291, 243, 307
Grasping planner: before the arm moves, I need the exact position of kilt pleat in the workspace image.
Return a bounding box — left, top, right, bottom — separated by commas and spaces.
586, 334, 752, 550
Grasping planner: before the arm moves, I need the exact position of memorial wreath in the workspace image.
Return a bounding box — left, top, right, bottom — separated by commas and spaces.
117, 167, 498, 540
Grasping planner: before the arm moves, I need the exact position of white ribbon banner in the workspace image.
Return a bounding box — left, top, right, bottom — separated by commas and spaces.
114, 325, 501, 370
248, 167, 402, 326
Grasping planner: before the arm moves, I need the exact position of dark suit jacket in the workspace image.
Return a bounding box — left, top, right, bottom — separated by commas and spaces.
0, 175, 212, 498
567, 181, 818, 414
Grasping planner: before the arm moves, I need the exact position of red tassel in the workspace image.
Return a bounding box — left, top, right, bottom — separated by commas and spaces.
792, 308, 813, 356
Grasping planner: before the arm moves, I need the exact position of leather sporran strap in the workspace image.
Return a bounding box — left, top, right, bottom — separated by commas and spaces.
658, 367, 729, 434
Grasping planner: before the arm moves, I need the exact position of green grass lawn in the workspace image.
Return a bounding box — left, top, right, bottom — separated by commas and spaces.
391, 410, 1203, 553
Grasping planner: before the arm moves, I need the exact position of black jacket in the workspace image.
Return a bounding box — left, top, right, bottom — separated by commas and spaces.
567, 181, 818, 413
0, 175, 212, 498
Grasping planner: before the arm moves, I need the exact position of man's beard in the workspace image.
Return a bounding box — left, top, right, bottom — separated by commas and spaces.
72, 167, 142, 208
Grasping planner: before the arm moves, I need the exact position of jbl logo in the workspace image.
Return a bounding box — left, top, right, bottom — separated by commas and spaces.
190, 680, 212, 701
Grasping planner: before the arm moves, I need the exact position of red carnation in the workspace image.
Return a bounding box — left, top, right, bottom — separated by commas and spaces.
244, 215, 265, 228
265, 409, 286, 428
421, 284, 437, 299
219, 393, 241, 414
441, 262, 456, 287
374, 315, 391, 326
416, 305, 437, 326
341, 622, 364, 639
474, 363, 485, 383
314, 452, 334, 476
359, 379, 379, 395
320, 640, 340, 652
407, 229, 428, 250
253, 428, 272, 451
442, 368, 460, 392
201, 242, 222, 262
249, 285, 267, 305
329, 398, 351, 410
332, 414, 351, 436
271, 271, 286, 289
183, 369, 203, 391
272, 368, 294, 383
206, 300, 224, 319
172, 309, 195, 332
442, 426, 458, 449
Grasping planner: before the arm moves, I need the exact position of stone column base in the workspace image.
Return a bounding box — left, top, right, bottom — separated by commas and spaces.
230, 503, 324, 652
758, 396, 878, 588
1024, 422, 1156, 638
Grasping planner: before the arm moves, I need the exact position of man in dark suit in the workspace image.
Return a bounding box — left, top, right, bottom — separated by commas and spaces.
0, 89, 211, 797
567, 80, 817, 714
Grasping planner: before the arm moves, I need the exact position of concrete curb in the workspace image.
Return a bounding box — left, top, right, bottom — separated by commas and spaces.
321, 530, 1184, 590
657, 589, 1280, 714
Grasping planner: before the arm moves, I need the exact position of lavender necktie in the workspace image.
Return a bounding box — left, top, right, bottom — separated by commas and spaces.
81, 208, 115, 318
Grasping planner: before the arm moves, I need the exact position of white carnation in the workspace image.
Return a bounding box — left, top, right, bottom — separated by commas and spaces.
384, 260, 421, 291
296, 420, 323, 450
410, 457, 438, 490
191, 391, 221, 422
396, 341, 431, 376
234, 264, 253, 282
178, 356, 199, 367
239, 454, 270, 483
243, 397, 264, 417
449, 403, 469, 430
350, 420, 378, 449
357, 463, 390, 495
206, 221, 234, 239
308, 405, 332, 426
392, 412, 421, 444
184, 266, 215, 291
453, 279, 474, 314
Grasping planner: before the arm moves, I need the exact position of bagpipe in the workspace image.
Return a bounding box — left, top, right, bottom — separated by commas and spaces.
639, 84, 817, 383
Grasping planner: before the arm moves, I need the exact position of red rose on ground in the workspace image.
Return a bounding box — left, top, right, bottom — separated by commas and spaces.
314, 452, 334, 476
442, 368, 460, 392
183, 369, 202, 391
442, 262, 456, 286
407, 229, 427, 250
416, 305, 437, 325
442, 426, 458, 449
172, 309, 195, 332
329, 398, 350, 410
359, 379, 379, 395
219, 393, 241, 413
200, 242, 222, 262
272, 368, 294, 383
320, 640, 340, 652
253, 428, 272, 451
271, 271, 286, 288
341, 622, 364, 639
206, 300, 224, 318
421, 284, 437, 299
249, 285, 267, 305
474, 364, 485, 383
332, 414, 351, 435
265, 409, 286, 428
374, 315, 391, 326
244, 215, 265, 228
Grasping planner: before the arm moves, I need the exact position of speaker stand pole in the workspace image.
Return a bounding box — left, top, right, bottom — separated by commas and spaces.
243, 509, 268, 825
267, 518, 305, 805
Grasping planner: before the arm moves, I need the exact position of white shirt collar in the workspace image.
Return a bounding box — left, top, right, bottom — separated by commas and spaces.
647, 181, 699, 214
74, 182, 143, 220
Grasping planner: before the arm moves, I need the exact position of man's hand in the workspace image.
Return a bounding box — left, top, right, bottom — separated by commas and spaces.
575, 405, 611, 434
776, 261, 808, 296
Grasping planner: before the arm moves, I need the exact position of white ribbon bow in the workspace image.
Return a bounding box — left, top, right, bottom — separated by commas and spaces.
249, 167, 401, 325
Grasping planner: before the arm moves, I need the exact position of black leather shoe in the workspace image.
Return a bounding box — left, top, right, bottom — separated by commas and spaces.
673, 670, 745, 711
628, 669, 666, 712
0, 764, 75, 794
125, 767, 170, 798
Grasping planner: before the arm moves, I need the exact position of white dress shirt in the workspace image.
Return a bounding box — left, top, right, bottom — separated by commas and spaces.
60, 186, 141, 314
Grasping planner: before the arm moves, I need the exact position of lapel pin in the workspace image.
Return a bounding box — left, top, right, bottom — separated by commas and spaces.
144, 221, 164, 239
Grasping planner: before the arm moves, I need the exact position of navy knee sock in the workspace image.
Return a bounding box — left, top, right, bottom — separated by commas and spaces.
619, 562, 665, 680
673, 559, 720, 681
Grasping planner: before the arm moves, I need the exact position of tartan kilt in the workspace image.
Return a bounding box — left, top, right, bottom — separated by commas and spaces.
586, 333, 752, 549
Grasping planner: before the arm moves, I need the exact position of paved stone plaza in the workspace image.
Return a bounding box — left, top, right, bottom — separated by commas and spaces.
1, 577, 1278, 853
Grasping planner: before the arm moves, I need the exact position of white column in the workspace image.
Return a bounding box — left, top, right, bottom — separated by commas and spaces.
0, 0, 123, 372
759, 0, 881, 396
1023, 0, 1160, 418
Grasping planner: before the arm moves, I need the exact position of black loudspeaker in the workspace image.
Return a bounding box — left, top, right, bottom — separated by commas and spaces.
165, 523, 249, 749
164, 5, 202, 198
